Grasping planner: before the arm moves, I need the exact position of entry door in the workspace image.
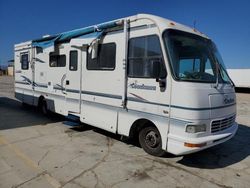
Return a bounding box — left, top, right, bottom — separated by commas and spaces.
65, 48, 82, 114
16, 49, 34, 105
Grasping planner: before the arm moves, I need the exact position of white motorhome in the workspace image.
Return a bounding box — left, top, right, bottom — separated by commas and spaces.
14, 14, 238, 156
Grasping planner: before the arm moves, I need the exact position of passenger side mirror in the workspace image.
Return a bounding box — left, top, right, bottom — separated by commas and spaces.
88, 39, 99, 59
92, 41, 99, 59
91, 40, 99, 59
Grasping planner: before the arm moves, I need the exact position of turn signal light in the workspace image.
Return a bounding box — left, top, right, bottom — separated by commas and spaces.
169, 22, 175, 26
184, 142, 207, 148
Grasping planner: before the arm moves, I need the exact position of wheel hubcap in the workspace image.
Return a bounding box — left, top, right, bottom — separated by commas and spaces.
145, 131, 159, 148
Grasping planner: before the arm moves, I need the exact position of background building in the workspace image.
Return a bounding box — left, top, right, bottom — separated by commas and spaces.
7, 60, 14, 76
0, 59, 14, 76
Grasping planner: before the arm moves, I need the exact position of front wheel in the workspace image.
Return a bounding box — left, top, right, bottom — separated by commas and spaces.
139, 126, 165, 157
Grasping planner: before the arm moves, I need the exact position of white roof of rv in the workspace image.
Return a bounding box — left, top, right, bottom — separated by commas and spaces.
130, 14, 209, 39
15, 41, 32, 49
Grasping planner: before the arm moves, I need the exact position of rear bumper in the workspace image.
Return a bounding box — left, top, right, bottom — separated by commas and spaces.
167, 122, 238, 155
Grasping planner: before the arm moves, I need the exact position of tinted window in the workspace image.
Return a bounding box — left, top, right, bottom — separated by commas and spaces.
36, 47, 43, 54
87, 43, 116, 70
49, 54, 66, 67
164, 30, 217, 82
69, 51, 78, 71
21, 53, 29, 70
128, 35, 166, 78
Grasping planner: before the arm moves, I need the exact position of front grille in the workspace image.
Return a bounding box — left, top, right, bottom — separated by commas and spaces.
211, 115, 235, 133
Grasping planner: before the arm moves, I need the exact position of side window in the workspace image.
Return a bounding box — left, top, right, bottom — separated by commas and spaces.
49, 54, 66, 67
21, 53, 29, 70
69, 51, 78, 71
128, 35, 166, 78
87, 43, 116, 70
36, 47, 43, 54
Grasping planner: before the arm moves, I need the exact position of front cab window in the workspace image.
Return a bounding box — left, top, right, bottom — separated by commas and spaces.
164, 30, 217, 83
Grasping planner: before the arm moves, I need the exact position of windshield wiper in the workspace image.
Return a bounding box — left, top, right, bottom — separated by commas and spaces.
218, 63, 235, 87
214, 62, 219, 88
214, 63, 234, 88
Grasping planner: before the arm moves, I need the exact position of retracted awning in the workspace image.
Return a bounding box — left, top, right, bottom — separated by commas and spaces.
32, 20, 120, 48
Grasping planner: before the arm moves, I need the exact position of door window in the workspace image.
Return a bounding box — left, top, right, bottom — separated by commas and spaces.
128, 35, 166, 78
69, 51, 78, 71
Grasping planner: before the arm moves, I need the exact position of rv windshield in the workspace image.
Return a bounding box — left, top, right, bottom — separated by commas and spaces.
163, 29, 229, 83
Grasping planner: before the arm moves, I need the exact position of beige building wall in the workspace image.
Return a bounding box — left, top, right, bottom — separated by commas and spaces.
7, 66, 14, 76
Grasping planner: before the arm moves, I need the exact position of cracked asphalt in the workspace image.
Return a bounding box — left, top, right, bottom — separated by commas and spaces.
0, 76, 250, 188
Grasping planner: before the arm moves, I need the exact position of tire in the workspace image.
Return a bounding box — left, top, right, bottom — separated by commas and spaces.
139, 126, 165, 157
39, 99, 49, 115
22, 102, 29, 108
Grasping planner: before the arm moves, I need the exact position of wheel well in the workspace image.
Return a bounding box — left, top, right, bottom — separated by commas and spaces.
129, 119, 157, 140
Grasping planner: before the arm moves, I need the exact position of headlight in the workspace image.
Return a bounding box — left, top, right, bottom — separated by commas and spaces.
186, 124, 206, 133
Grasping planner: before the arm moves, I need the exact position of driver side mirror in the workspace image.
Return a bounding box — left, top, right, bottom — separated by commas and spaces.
150, 60, 161, 79
151, 59, 167, 89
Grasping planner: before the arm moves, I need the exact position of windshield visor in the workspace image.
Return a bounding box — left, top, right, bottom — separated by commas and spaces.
164, 29, 218, 83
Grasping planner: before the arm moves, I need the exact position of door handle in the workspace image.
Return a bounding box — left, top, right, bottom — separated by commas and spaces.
66, 80, 70, 85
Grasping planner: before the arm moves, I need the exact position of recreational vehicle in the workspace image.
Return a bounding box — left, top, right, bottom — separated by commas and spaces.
14, 14, 238, 156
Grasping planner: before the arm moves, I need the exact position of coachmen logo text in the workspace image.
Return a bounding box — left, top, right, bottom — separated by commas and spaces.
129, 83, 156, 91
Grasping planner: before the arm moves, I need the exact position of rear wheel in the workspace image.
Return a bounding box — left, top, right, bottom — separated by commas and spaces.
139, 126, 165, 157
39, 99, 49, 115
22, 102, 29, 108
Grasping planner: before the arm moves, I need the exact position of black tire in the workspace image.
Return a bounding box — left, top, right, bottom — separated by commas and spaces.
39, 99, 49, 115
139, 126, 165, 157
22, 102, 29, 108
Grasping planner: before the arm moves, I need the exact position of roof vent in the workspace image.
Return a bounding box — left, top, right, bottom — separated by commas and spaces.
42, 35, 50, 38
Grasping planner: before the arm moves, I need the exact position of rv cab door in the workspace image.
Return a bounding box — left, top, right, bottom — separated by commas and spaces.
124, 34, 171, 150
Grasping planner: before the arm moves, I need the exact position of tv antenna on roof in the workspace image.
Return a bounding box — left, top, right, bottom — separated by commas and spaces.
193, 20, 197, 30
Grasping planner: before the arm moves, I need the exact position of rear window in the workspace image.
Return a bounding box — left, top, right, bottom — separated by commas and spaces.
87, 43, 116, 70
21, 53, 29, 70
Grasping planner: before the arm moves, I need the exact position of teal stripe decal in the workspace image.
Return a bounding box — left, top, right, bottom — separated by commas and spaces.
127, 97, 236, 111
81, 90, 122, 100
65, 90, 236, 111
127, 97, 169, 107
81, 99, 190, 123
170, 103, 236, 111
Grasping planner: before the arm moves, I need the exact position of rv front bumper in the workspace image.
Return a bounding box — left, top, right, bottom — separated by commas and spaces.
166, 122, 238, 155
